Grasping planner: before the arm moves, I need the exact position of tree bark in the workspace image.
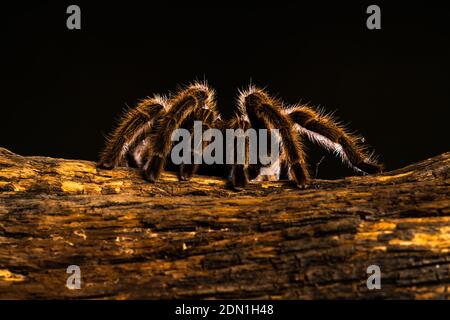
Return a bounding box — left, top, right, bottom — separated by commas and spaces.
0, 147, 449, 299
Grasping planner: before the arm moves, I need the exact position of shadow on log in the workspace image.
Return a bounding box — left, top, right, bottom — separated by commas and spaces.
0, 147, 449, 299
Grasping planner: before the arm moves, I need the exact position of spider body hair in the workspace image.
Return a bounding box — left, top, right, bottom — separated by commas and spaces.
98, 95, 167, 169
231, 86, 309, 189
98, 82, 383, 191
143, 82, 219, 182
177, 107, 220, 181
286, 104, 383, 174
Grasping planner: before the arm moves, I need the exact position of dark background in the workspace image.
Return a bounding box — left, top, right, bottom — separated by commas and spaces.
2, 1, 449, 179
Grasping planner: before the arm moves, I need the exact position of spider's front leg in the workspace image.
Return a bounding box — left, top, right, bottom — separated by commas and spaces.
178, 108, 221, 181
97, 97, 166, 169
143, 83, 217, 182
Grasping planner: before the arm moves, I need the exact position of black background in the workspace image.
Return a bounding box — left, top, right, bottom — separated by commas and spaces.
1, 300, 445, 320
2, 1, 449, 179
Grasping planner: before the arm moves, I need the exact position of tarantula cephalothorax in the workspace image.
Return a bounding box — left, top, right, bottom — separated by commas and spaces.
97, 82, 383, 189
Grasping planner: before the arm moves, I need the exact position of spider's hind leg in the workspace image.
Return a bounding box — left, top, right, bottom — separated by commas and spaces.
286, 105, 383, 174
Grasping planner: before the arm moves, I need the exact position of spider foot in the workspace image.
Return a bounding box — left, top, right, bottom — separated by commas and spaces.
178, 164, 197, 181
143, 156, 165, 183
231, 165, 249, 191
290, 162, 309, 190
179, 175, 190, 181
97, 161, 115, 170
357, 161, 384, 175
297, 183, 308, 190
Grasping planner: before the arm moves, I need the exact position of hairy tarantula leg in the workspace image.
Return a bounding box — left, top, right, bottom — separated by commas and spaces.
231, 164, 249, 190
178, 108, 220, 181
238, 87, 310, 188
97, 96, 167, 169
227, 116, 251, 190
178, 119, 199, 181
144, 83, 216, 182
286, 105, 383, 174
244, 101, 273, 181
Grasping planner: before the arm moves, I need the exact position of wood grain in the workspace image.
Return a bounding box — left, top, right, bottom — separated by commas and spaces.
0, 147, 449, 299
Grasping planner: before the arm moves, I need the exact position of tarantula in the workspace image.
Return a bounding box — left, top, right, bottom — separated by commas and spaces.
97, 82, 382, 189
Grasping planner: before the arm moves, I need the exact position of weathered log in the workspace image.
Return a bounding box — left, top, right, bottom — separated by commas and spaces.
0, 147, 449, 299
